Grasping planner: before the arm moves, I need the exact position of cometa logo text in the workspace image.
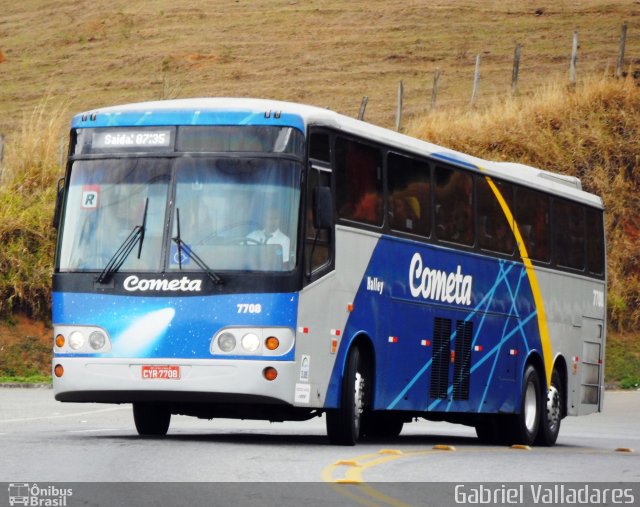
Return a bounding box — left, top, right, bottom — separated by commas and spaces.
409, 253, 472, 306
123, 275, 202, 292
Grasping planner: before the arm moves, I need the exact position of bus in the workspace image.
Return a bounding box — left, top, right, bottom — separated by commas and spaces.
52, 98, 606, 446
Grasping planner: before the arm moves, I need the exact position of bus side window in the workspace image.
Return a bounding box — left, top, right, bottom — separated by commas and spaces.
553, 199, 585, 270
309, 132, 330, 163
586, 207, 604, 275
434, 165, 474, 246
387, 153, 431, 237
515, 187, 550, 262
305, 132, 333, 279
335, 137, 383, 226
477, 177, 514, 255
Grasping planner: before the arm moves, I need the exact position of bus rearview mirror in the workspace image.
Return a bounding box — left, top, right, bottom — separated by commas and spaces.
52, 177, 65, 230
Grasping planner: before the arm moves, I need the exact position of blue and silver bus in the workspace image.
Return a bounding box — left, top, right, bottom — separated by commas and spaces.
53, 98, 606, 445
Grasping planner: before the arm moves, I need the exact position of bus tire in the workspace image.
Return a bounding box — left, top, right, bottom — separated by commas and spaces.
326, 347, 366, 445
133, 403, 171, 436
361, 412, 404, 439
508, 364, 541, 446
535, 368, 563, 446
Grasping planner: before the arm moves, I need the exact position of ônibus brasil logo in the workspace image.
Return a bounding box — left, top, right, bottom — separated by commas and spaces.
8, 483, 72, 507
408, 252, 473, 306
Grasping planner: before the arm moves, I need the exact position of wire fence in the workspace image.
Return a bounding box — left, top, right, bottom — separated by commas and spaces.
357, 23, 632, 132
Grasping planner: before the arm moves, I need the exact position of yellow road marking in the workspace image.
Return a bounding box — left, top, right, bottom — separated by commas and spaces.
335, 459, 362, 467
432, 444, 456, 451
323, 445, 629, 506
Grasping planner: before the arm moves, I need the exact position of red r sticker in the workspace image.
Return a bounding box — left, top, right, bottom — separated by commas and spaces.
82, 185, 100, 209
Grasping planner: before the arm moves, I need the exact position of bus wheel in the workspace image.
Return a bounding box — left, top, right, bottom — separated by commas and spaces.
509, 364, 541, 446
535, 368, 562, 446
361, 412, 404, 439
326, 347, 366, 445
133, 403, 171, 436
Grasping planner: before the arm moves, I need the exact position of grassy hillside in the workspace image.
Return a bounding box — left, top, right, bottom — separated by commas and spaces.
1, 0, 639, 135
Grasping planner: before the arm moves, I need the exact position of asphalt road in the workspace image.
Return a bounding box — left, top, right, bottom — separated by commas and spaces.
0, 387, 638, 506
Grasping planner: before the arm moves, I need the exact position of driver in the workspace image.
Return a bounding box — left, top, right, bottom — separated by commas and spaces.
247, 207, 290, 263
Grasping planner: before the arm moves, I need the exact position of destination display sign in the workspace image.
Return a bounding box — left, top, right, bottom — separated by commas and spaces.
92, 130, 172, 149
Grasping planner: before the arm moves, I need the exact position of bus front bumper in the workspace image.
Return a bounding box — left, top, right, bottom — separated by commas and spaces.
52, 357, 304, 406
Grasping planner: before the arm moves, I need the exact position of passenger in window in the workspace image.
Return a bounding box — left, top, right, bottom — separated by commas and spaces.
533, 212, 549, 261
391, 195, 418, 231
494, 220, 513, 253
352, 192, 383, 225
247, 207, 290, 263
451, 204, 472, 244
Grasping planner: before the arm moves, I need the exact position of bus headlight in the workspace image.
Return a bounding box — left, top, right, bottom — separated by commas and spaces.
217, 332, 237, 353
210, 327, 294, 357
241, 333, 261, 352
53, 325, 112, 354
68, 331, 85, 350
89, 330, 107, 350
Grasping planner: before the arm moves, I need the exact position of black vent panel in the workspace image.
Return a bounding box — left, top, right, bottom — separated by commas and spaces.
453, 320, 473, 400
430, 317, 452, 399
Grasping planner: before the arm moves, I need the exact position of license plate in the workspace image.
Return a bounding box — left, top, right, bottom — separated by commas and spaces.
141, 365, 181, 380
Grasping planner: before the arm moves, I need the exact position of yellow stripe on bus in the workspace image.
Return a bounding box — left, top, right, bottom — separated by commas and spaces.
483, 175, 553, 387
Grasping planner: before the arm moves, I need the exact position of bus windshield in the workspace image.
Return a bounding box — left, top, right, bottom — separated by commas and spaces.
171, 157, 300, 272
58, 157, 301, 273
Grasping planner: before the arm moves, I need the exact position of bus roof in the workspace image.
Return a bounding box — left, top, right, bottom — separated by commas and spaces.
72, 97, 602, 208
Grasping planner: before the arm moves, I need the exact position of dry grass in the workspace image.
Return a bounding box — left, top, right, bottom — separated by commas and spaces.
0, 97, 66, 319
0, 0, 638, 136
408, 76, 640, 331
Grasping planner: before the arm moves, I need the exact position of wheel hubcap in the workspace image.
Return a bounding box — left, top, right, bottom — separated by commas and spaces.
524, 382, 538, 432
546, 385, 561, 432
354, 371, 365, 424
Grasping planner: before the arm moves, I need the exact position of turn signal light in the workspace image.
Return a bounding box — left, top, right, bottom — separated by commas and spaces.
55, 334, 65, 348
54, 364, 64, 378
265, 336, 280, 351
263, 367, 278, 381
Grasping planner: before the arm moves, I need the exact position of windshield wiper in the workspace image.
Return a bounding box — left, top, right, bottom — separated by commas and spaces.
96, 198, 149, 284
172, 208, 224, 285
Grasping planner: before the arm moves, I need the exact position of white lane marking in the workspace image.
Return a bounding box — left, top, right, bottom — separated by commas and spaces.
0, 406, 128, 424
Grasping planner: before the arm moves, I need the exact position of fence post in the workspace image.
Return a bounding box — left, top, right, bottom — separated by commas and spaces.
396, 81, 403, 131
471, 54, 480, 106
616, 22, 628, 79
358, 96, 368, 121
512, 43, 522, 95
430, 69, 441, 111
569, 31, 578, 85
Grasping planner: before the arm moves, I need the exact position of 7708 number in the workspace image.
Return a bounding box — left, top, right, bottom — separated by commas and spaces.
237, 304, 262, 314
